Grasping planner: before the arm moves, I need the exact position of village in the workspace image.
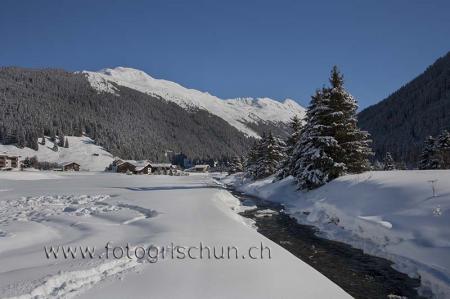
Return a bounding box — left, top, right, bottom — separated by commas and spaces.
0, 153, 211, 175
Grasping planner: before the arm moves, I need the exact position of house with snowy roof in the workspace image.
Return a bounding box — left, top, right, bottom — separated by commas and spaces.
0, 154, 20, 170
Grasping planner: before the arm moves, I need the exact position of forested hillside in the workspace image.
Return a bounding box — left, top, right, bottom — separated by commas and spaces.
0, 67, 253, 161
358, 52, 450, 166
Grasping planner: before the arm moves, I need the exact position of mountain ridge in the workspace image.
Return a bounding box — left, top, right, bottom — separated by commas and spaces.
83, 67, 306, 138
358, 51, 450, 165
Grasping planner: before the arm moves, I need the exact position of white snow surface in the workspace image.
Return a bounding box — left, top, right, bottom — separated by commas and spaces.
83, 67, 306, 138
0, 173, 349, 299
0, 136, 114, 171
223, 170, 450, 298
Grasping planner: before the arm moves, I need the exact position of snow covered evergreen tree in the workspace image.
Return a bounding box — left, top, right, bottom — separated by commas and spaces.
419, 136, 440, 170
290, 67, 372, 190
64, 137, 69, 148
229, 156, 244, 174
291, 89, 346, 189
327, 66, 373, 173
244, 141, 260, 178
277, 115, 303, 180
383, 152, 395, 170
254, 132, 286, 179
437, 130, 450, 168
58, 133, 65, 147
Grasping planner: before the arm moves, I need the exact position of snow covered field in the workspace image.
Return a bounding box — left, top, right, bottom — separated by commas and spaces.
0, 136, 114, 172
0, 172, 349, 298
223, 170, 450, 298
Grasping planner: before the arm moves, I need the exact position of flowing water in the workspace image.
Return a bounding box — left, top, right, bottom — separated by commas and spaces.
229, 188, 426, 299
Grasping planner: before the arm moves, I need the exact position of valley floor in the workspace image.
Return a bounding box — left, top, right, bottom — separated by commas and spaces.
0, 172, 349, 299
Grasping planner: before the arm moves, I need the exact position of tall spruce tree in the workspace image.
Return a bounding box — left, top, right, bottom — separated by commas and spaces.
277, 115, 303, 180
291, 89, 346, 189
58, 132, 65, 147
244, 141, 260, 179
419, 136, 439, 169
255, 132, 285, 179
327, 66, 372, 173
383, 152, 395, 170
229, 156, 244, 174
289, 67, 372, 190
437, 130, 450, 168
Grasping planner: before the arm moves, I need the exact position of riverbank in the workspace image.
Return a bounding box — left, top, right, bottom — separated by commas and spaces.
221, 171, 450, 298
228, 188, 423, 299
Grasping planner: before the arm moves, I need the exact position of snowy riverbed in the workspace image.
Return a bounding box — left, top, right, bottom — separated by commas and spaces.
0, 171, 349, 298
222, 170, 450, 298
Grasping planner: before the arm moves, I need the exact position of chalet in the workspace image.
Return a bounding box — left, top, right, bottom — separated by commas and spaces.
116, 160, 151, 174
116, 161, 136, 173
63, 162, 80, 171
193, 164, 210, 173
0, 154, 19, 170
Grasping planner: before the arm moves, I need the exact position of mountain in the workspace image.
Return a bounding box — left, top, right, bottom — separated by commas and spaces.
83, 67, 305, 138
0, 67, 304, 162
358, 51, 450, 166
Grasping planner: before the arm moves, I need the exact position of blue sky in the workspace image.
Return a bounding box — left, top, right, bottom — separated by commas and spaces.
1, 0, 449, 109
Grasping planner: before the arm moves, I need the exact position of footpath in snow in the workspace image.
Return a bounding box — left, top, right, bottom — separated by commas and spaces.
0, 172, 349, 299
222, 170, 450, 298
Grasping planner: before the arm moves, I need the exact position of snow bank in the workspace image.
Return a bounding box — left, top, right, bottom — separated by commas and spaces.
0, 136, 114, 171
226, 170, 450, 298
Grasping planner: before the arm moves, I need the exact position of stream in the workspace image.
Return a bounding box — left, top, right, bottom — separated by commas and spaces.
228, 188, 426, 299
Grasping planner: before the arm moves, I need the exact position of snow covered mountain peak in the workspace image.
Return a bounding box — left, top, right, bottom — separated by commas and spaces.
83, 67, 305, 137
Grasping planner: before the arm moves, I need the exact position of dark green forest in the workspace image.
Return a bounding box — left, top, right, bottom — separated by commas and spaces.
358, 51, 450, 166
0, 67, 255, 161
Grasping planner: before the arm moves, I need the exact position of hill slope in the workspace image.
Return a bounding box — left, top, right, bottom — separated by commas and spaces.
84, 67, 306, 138
0, 67, 305, 161
0, 67, 252, 161
0, 136, 113, 171
358, 51, 450, 165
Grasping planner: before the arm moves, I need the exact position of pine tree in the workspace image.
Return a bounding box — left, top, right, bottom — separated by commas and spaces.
244, 141, 260, 179
437, 130, 450, 168
277, 115, 303, 179
255, 132, 285, 179
383, 152, 395, 170
291, 89, 346, 189
41, 134, 46, 145
64, 137, 69, 148
419, 136, 440, 169
16, 128, 26, 148
50, 131, 56, 143
288, 67, 373, 190
58, 132, 65, 147
229, 156, 244, 174
327, 66, 373, 173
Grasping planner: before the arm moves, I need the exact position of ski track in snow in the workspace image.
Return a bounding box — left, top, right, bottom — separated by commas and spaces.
5, 254, 142, 299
